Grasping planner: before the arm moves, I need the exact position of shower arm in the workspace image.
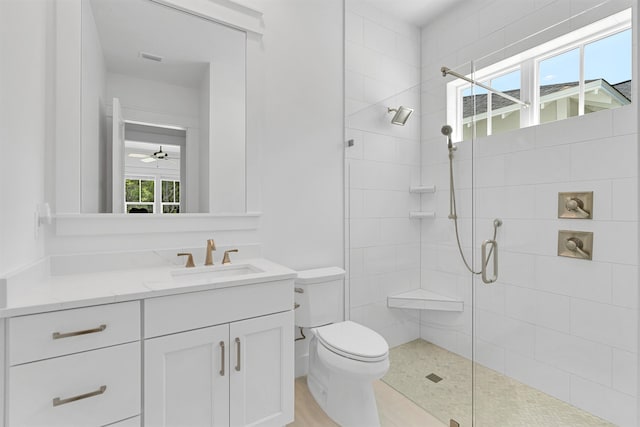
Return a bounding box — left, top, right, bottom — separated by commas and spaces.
441, 67, 530, 108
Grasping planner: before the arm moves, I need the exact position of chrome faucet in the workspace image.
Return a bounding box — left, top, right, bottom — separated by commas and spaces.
205, 239, 216, 266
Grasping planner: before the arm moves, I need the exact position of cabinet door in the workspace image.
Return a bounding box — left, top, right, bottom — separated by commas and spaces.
145, 325, 229, 427
230, 311, 294, 427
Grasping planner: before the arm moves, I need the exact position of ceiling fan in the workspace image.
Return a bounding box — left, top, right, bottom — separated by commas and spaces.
128, 146, 169, 163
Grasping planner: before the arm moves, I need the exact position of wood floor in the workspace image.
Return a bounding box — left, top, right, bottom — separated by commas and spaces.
287, 377, 446, 427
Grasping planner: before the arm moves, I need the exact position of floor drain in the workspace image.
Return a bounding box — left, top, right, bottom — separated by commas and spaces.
426, 373, 443, 383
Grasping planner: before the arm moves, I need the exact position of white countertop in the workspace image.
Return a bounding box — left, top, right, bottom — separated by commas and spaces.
0, 255, 297, 318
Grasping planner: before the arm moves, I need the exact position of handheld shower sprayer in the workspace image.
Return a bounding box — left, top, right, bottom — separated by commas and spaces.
441, 124, 455, 152
441, 123, 502, 283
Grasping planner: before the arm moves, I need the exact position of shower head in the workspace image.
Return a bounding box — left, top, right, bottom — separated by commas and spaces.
387, 106, 413, 126
441, 124, 455, 151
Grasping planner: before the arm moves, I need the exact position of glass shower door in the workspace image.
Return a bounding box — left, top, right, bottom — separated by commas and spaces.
470, 14, 638, 424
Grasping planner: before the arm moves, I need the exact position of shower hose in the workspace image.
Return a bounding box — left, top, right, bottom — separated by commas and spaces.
448, 149, 501, 275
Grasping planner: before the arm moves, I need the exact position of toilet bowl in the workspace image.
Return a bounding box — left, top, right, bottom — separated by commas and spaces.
295, 268, 390, 427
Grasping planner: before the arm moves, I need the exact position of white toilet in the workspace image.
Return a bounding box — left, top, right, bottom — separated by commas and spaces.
295, 267, 390, 427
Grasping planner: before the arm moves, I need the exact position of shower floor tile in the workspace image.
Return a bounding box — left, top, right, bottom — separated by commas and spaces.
383, 339, 614, 427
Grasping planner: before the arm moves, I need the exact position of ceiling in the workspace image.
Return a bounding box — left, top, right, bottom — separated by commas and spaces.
357, 0, 464, 26
89, 0, 245, 88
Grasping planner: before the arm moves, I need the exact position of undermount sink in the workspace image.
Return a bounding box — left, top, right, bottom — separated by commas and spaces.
171, 263, 264, 284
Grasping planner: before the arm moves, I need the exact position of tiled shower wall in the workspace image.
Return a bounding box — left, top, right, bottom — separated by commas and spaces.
344, 1, 423, 348
418, 0, 638, 425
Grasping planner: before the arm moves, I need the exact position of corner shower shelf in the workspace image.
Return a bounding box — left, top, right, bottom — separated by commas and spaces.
409, 211, 435, 219
387, 289, 463, 312
409, 185, 436, 193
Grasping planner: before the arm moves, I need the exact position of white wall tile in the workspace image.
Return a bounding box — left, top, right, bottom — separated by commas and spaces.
571, 375, 638, 427
589, 221, 638, 265
475, 282, 505, 315
363, 245, 396, 275
612, 264, 638, 309
571, 134, 637, 181
395, 243, 421, 271
349, 248, 364, 278
349, 188, 364, 219
362, 132, 396, 162
345, 41, 365, 74
535, 255, 612, 303
476, 309, 536, 357
345, 70, 365, 102
350, 218, 380, 248
612, 178, 638, 222
380, 218, 421, 245
611, 104, 637, 136
505, 286, 571, 333
475, 338, 506, 373
363, 19, 396, 57
350, 276, 381, 307
571, 299, 636, 352
535, 327, 612, 386
499, 251, 536, 288
363, 76, 398, 105
380, 269, 420, 297
534, 109, 613, 148
504, 146, 572, 186
396, 138, 421, 166
612, 348, 638, 397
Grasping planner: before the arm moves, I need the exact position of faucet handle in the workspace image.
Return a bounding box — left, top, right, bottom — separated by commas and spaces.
177, 253, 195, 268
222, 249, 238, 265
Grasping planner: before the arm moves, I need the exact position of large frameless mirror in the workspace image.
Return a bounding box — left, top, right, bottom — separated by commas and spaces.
78, 0, 246, 214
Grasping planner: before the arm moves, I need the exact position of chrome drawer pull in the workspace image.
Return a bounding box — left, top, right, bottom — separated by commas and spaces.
52, 324, 107, 340
235, 337, 241, 372
53, 385, 107, 407
219, 341, 225, 376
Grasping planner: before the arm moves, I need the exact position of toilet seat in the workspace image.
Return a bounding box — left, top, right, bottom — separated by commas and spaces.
314, 321, 388, 362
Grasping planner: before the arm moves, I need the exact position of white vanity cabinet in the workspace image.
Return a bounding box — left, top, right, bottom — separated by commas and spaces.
1, 258, 296, 427
5, 301, 142, 427
143, 279, 295, 427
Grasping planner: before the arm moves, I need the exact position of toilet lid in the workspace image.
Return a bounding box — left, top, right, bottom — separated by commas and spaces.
315, 321, 388, 362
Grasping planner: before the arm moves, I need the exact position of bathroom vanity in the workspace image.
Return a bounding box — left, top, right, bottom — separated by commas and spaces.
0, 256, 296, 427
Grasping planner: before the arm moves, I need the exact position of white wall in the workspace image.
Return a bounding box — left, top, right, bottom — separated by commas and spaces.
209, 37, 247, 214
419, 0, 638, 425
259, 0, 344, 271
0, 0, 51, 276
106, 73, 200, 119
344, 1, 422, 349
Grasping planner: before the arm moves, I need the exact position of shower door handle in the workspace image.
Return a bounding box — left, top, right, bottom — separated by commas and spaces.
481, 239, 498, 284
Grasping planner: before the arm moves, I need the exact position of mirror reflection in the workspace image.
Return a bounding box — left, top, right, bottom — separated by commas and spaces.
81, 0, 246, 214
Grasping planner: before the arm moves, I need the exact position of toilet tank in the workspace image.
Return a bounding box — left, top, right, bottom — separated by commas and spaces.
295, 267, 345, 328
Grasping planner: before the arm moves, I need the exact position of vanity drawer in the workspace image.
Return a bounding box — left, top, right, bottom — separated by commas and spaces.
9, 301, 140, 365
109, 416, 140, 427
8, 342, 141, 427
145, 279, 293, 338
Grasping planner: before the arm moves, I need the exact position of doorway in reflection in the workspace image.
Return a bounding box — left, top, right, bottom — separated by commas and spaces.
123, 123, 185, 214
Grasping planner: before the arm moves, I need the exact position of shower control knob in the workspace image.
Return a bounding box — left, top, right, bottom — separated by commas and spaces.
565, 237, 583, 252
566, 198, 582, 211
